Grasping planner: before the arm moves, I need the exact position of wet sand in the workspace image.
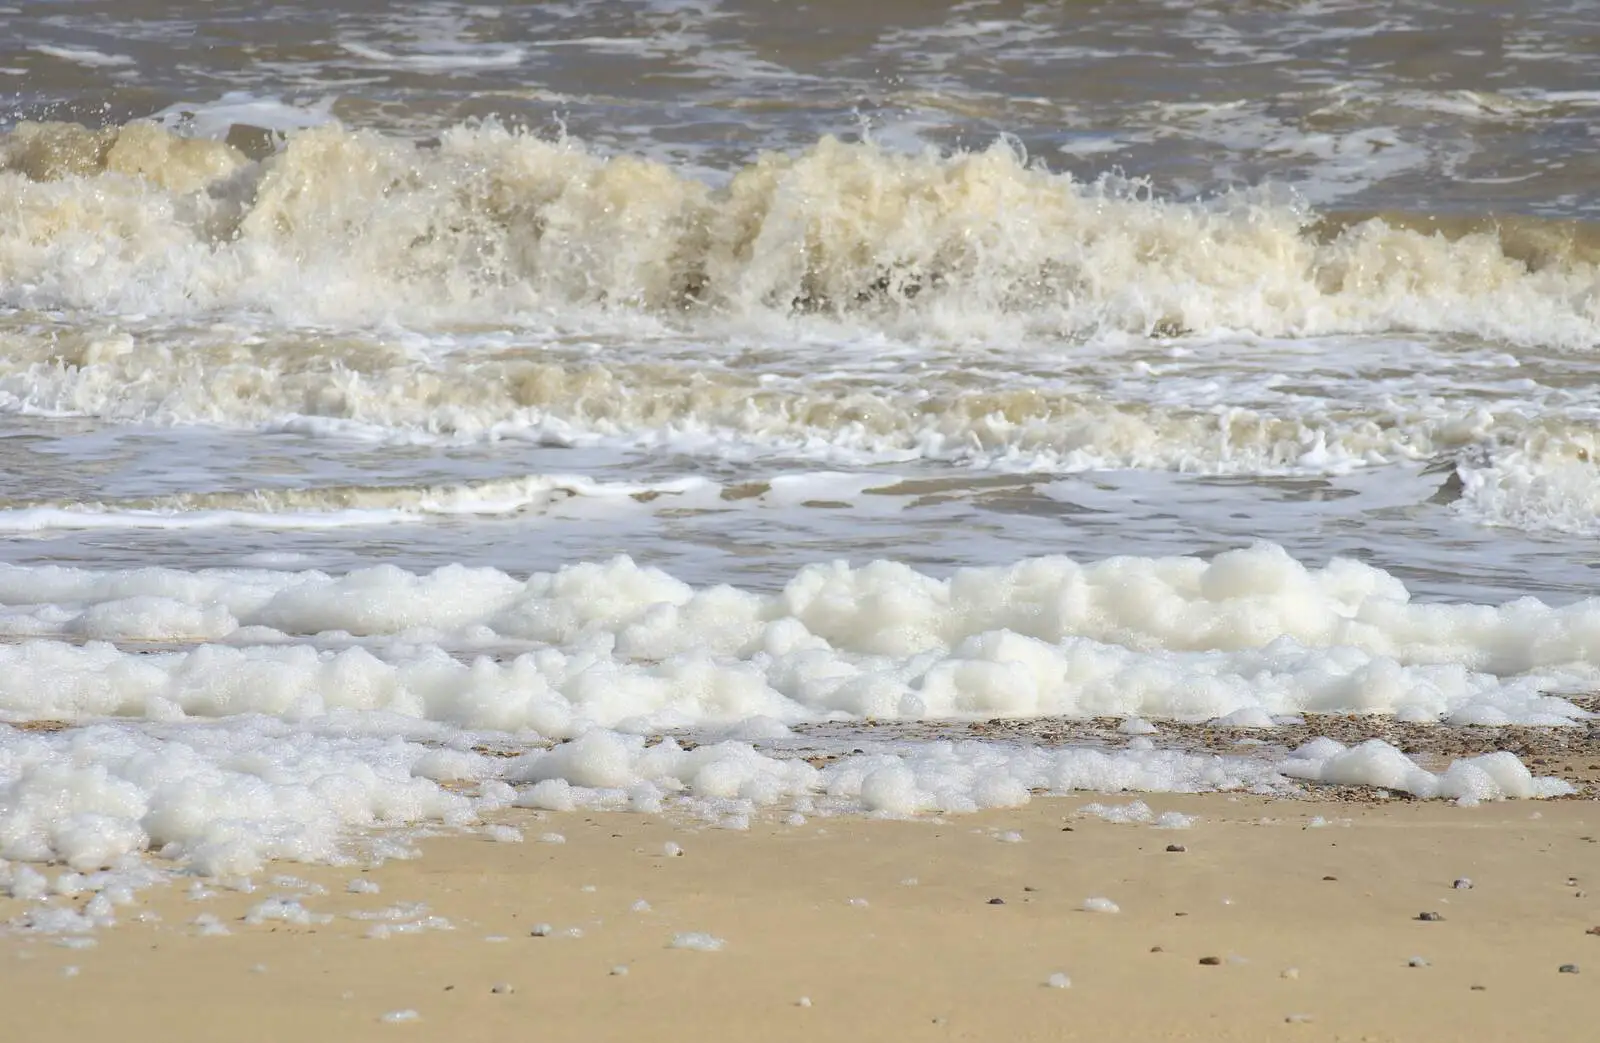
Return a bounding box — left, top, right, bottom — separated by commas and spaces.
3, 794, 1596, 1043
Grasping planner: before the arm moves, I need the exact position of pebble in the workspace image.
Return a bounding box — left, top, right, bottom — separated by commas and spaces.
1453, 878, 1473, 890
1165, 844, 1186, 853
1471, 985, 1486, 991
1198, 956, 1223, 966
610, 966, 629, 977
987, 897, 1006, 905
1281, 968, 1300, 980
491, 983, 514, 995
1416, 912, 1445, 922
1150, 946, 1164, 953
1558, 964, 1579, 974
797, 997, 812, 1008
530, 924, 552, 937
1587, 926, 1600, 936
1285, 1014, 1314, 1025
1045, 973, 1071, 989
1408, 956, 1430, 968
1322, 875, 1337, 882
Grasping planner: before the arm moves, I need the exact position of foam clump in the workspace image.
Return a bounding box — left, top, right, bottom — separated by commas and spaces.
1078, 801, 1155, 824
191, 913, 230, 937
1281, 739, 1576, 800
669, 931, 725, 952
245, 898, 332, 926
0, 721, 475, 876
484, 825, 523, 843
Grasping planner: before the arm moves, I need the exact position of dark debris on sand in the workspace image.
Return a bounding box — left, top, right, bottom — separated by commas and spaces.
790, 709, 1600, 797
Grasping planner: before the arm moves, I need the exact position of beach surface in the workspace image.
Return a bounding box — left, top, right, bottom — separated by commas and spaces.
5, 794, 1595, 1043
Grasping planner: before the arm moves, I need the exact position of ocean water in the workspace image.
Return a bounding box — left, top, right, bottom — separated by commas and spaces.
1, 1, 1597, 902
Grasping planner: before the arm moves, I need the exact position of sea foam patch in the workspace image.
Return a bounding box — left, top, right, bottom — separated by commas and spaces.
0, 719, 1571, 903
0, 547, 1594, 730
0, 544, 1586, 930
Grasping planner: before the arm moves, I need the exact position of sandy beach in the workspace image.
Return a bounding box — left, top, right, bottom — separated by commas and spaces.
4, 792, 1595, 1043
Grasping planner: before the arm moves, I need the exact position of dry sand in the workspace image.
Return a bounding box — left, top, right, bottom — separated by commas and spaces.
3, 793, 1597, 1043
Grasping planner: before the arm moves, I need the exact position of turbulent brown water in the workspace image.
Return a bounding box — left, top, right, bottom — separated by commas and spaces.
1, 1, 1598, 598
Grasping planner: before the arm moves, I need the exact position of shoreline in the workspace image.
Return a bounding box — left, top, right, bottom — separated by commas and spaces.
4, 793, 1596, 1043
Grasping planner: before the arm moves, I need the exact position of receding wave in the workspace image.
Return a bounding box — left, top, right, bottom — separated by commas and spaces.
0, 473, 725, 530
2, 120, 1598, 346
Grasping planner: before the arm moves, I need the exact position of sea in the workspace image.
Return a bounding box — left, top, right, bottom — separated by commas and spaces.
0, 1, 1596, 902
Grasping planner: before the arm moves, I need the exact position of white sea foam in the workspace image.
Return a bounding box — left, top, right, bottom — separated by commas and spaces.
0, 547, 1595, 727
29, 45, 135, 68
0, 474, 727, 533
0, 544, 1583, 922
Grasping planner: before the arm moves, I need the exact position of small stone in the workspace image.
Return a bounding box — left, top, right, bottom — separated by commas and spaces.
1165, 844, 1186, 853
1416, 911, 1445, 922
797, 996, 811, 1008
1150, 946, 1164, 953
1322, 875, 1338, 882
1453, 878, 1473, 890
610, 966, 629, 977
1586, 926, 1600, 936
1281, 967, 1300, 980
491, 983, 514, 995
530, 924, 552, 937
987, 897, 1006, 905
1023, 886, 1038, 892
1198, 956, 1223, 966
1408, 956, 1430, 968
1558, 964, 1579, 974
1470, 984, 1486, 991
1285, 1014, 1313, 1024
